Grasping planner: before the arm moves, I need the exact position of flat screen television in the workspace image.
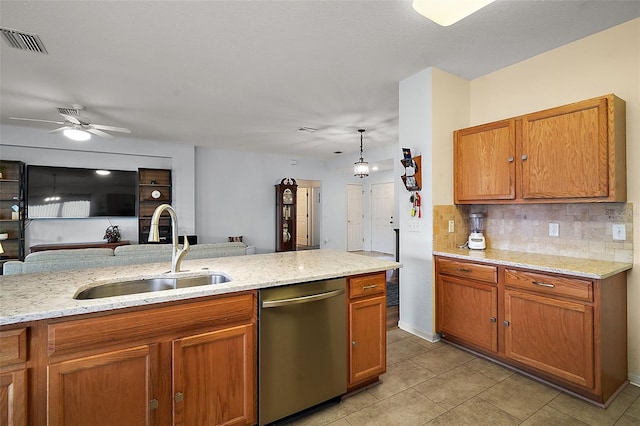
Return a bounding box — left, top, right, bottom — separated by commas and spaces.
27, 165, 137, 218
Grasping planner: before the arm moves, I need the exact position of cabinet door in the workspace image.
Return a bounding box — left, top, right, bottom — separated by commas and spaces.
454, 120, 515, 203
521, 97, 608, 199
48, 344, 158, 426
504, 289, 594, 389
172, 324, 256, 426
348, 296, 386, 387
0, 369, 27, 426
436, 275, 498, 353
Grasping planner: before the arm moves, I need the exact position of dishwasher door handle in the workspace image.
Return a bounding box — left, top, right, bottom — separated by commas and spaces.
262, 288, 345, 308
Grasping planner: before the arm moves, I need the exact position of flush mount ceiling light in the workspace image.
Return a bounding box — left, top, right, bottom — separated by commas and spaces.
354, 129, 369, 178
412, 0, 495, 26
63, 128, 91, 141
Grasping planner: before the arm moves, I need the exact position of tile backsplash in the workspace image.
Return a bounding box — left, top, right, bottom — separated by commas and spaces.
433, 203, 633, 263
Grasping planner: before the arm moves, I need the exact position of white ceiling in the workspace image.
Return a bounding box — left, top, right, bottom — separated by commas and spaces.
1, 1, 639, 160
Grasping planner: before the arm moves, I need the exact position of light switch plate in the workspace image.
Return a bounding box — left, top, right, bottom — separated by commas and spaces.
448, 220, 455, 233
549, 223, 559, 237
408, 219, 422, 232
613, 224, 626, 241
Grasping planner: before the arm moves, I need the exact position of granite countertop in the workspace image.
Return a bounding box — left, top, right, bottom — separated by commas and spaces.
433, 247, 632, 279
0, 249, 400, 326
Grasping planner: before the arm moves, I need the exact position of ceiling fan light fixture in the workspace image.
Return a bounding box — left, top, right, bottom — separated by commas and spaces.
63, 128, 91, 141
354, 129, 369, 178
411, 0, 495, 26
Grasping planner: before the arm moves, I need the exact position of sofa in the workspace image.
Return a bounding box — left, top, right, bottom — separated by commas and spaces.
2, 242, 256, 275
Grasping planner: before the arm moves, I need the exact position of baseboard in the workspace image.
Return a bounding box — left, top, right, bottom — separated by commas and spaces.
397, 321, 441, 343
629, 372, 640, 387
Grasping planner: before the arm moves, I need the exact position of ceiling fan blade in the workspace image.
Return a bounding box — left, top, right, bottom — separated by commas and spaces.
91, 124, 131, 133
60, 114, 82, 125
86, 128, 114, 139
10, 117, 65, 125
48, 126, 71, 134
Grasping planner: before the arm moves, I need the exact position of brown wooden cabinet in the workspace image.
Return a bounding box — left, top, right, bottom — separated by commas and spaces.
434, 255, 628, 406
347, 272, 386, 390
138, 168, 172, 244
435, 258, 498, 353
275, 178, 297, 252
0, 328, 28, 426
172, 324, 255, 426
454, 120, 515, 203
0, 160, 26, 271
26, 292, 256, 426
454, 94, 626, 204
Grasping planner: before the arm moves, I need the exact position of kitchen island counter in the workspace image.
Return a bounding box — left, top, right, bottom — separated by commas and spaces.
0, 249, 400, 326
433, 247, 631, 279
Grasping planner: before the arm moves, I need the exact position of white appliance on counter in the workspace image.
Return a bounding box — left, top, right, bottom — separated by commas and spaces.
468, 213, 486, 250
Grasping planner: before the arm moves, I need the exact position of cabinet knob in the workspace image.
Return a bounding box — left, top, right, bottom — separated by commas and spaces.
521, 154, 528, 160
490, 317, 497, 323
503, 320, 510, 327
508, 157, 514, 162
175, 392, 184, 402
352, 341, 357, 347
149, 399, 159, 410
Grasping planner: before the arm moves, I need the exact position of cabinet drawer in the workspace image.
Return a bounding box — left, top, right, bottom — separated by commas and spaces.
505, 269, 593, 302
0, 328, 28, 366
437, 258, 497, 284
348, 272, 386, 299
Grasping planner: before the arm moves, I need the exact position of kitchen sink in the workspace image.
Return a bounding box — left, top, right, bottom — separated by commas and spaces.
74, 273, 232, 300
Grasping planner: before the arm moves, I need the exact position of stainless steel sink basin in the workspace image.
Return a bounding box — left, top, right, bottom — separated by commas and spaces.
74, 273, 232, 300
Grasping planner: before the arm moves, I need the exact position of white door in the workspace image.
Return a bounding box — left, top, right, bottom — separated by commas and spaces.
296, 188, 309, 246
346, 184, 364, 251
371, 182, 395, 254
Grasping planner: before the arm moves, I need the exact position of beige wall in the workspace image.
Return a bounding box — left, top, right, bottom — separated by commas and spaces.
468, 18, 640, 383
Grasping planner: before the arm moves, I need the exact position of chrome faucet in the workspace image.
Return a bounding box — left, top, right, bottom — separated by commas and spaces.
148, 204, 190, 273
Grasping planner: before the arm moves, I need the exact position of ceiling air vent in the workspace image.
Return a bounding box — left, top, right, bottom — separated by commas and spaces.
0, 27, 48, 54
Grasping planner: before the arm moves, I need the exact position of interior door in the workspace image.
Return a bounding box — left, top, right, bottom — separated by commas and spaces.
346, 184, 364, 251
371, 182, 394, 254
296, 188, 309, 247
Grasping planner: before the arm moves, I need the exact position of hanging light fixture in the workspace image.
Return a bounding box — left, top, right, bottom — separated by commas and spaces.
353, 129, 369, 178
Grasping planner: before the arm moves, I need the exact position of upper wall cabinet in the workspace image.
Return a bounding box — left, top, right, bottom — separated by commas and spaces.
454, 94, 626, 204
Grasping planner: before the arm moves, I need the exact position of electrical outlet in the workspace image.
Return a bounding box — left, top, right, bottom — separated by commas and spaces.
549, 223, 559, 237
613, 224, 626, 241
448, 220, 455, 233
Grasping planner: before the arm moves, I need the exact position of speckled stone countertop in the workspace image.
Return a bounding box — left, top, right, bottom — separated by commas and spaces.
0, 249, 400, 326
433, 248, 632, 279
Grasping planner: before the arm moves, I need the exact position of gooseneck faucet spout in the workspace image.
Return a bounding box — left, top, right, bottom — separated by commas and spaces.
148, 204, 190, 273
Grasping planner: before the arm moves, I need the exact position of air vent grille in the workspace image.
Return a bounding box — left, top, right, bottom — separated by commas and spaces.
57, 107, 80, 116
0, 27, 48, 54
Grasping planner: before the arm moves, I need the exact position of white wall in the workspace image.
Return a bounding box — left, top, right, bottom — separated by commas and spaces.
398, 68, 435, 340
0, 124, 195, 247
468, 18, 640, 383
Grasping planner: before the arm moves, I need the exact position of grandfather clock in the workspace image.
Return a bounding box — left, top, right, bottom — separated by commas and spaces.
275, 178, 297, 252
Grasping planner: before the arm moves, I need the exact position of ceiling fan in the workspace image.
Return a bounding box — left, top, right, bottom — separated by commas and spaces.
10, 104, 131, 140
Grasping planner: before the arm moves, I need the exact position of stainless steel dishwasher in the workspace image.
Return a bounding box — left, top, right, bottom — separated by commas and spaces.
259, 278, 347, 425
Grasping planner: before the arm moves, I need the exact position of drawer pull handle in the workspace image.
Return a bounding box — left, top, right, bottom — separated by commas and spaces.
456, 268, 472, 273
532, 281, 555, 288
362, 284, 378, 290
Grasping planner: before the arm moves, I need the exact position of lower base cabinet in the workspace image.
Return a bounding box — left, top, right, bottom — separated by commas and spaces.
347, 272, 386, 390
435, 256, 627, 406
0, 328, 28, 426
30, 292, 257, 426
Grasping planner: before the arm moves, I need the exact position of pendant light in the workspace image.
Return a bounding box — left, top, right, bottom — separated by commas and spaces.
353, 129, 369, 178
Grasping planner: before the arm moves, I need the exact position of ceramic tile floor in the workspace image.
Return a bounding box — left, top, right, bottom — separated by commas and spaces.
285, 328, 640, 426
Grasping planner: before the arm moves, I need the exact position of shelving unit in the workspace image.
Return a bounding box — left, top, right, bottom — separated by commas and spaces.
137, 168, 172, 244
0, 160, 26, 271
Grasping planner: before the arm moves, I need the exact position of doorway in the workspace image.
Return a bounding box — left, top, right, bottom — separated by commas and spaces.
297, 180, 320, 250
371, 182, 395, 254
346, 183, 364, 251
